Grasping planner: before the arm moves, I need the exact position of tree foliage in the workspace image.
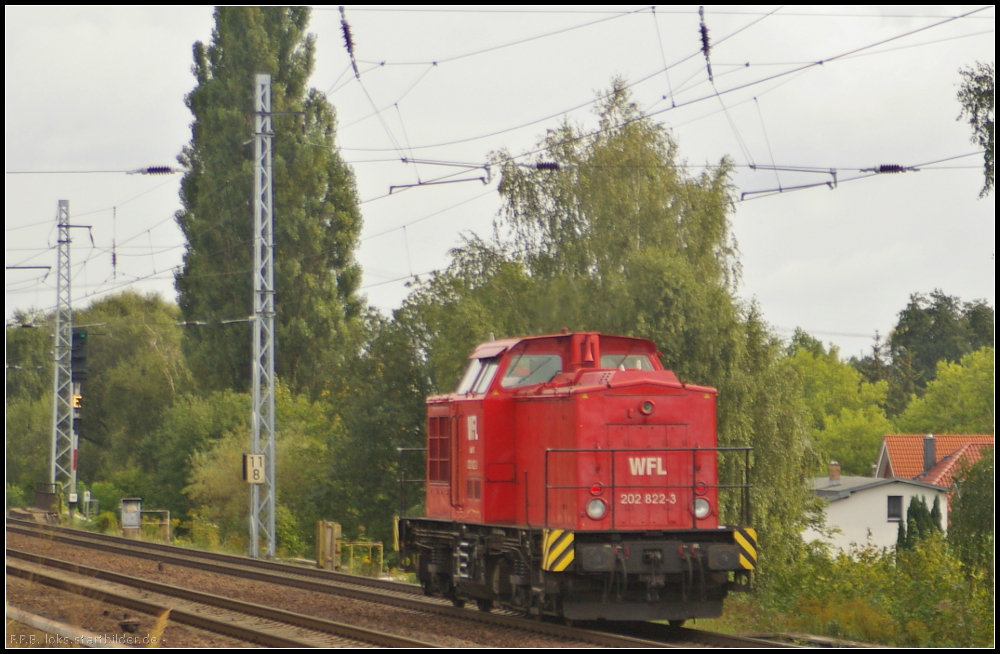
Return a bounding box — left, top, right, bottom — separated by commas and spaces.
5, 316, 55, 493
72, 292, 193, 482
897, 495, 941, 550
957, 61, 995, 197
175, 6, 363, 395
324, 313, 433, 547
783, 330, 891, 475
893, 347, 994, 435
398, 81, 811, 572
183, 383, 340, 554
6, 312, 53, 402
141, 389, 249, 516
5, 394, 52, 492
948, 449, 995, 579
856, 291, 994, 417
888, 290, 993, 389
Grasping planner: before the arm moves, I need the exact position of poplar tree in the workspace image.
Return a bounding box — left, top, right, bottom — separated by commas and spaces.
175, 7, 363, 395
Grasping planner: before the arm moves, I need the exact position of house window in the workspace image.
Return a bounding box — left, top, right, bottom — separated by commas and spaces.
887, 496, 903, 521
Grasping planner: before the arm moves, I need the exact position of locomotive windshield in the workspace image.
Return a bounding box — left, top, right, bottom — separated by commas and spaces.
601, 354, 654, 370
501, 354, 562, 388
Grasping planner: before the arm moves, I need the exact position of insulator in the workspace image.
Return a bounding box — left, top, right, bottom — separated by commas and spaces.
535, 162, 560, 171
341, 21, 354, 52
877, 164, 904, 174
145, 166, 173, 175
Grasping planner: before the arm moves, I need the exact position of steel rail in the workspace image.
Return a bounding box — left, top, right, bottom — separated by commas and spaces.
7, 522, 424, 604
7, 517, 419, 595
7, 559, 320, 648
6, 549, 435, 648
9, 519, 789, 648
8, 522, 674, 648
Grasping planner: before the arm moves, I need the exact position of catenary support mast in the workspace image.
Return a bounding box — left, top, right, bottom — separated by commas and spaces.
250, 73, 277, 558
50, 200, 75, 493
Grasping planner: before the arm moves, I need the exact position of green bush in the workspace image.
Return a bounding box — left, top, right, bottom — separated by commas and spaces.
183, 508, 220, 550
730, 535, 993, 647
6, 483, 28, 509
95, 511, 119, 534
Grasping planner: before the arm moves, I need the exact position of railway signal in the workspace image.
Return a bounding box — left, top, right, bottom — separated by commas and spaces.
71, 328, 88, 382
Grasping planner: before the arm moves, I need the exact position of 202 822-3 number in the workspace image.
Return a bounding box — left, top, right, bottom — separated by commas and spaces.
620, 493, 676, 505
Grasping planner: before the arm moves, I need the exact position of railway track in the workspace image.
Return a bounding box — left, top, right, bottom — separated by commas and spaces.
7, 518, 791, 648
6, 550, 431, 648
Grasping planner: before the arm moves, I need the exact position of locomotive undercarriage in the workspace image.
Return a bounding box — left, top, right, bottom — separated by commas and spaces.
399, 518, 750, 622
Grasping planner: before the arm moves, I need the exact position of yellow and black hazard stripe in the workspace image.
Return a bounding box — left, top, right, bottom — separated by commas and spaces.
734, 527, 758, 569
541, 529, 575, 572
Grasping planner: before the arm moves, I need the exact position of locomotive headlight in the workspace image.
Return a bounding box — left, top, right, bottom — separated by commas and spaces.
586, 498, 608, 520
693, 498, 711, 519
639, 400, 655, 415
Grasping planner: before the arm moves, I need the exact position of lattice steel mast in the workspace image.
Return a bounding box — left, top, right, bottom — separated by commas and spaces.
50, 200, 75, 493
250, 73, 277, 558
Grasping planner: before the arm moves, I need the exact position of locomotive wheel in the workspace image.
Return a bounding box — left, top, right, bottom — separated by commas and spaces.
668, 620, 686, 628
476, 599, 494, 613
451, 596, 467, 609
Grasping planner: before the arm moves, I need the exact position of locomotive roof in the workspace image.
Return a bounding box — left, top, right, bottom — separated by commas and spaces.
467, 332, 658, 359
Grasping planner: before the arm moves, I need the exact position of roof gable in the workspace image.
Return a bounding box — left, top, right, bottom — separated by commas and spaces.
920, 442, 994, 487
880, 434, 993, 480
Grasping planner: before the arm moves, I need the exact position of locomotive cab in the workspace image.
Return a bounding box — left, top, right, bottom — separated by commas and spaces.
400, 332, 756, 621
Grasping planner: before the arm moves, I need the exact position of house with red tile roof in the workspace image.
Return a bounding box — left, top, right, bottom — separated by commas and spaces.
806, 435, 993, 552
874, 434, 994, 483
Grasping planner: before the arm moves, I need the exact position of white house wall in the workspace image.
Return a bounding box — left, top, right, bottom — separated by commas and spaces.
804, 482, 948, 553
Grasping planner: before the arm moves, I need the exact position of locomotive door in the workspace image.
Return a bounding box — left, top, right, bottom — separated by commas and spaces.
451, 400, 484, 522
610, 423, 689, 529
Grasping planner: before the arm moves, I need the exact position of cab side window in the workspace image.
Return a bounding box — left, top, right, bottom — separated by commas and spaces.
472, 359, 500, 394
457, 357, 501, 394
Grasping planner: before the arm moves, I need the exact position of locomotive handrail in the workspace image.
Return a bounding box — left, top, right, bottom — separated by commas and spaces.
543, 446, 752, 530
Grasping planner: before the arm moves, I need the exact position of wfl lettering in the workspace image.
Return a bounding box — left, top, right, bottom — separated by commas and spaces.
628, 456, 667, 475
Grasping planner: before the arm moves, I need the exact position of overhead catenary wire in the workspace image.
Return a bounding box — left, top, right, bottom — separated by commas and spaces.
5, 174, 243, 301
338, 63, 438, 132
336, 6, 782, 150
505, 6, 992, 169
361, 188, 495, 242
754, 97, 782, 190
340, 6, 649, 67
650, 6, 676, 107
8, 7, 991, 322
343, 3, 789, 145
336, 4, 783, 144
335, 7, 992, 19
337, 6, 989, 155
738, 152, 983, 202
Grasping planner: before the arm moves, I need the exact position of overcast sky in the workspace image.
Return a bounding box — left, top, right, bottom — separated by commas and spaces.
5, 5, 994, 359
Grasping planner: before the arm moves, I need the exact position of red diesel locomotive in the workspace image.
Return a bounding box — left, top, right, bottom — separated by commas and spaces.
398, 331, 757, 622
